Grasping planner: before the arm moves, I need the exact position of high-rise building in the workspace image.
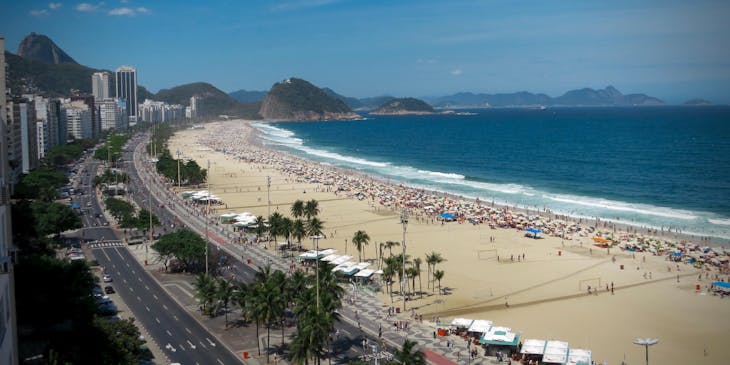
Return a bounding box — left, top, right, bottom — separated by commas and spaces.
91, 72, 111, 101
115, 66, 137, 122
190, 96, 199, 119
70, 94, 98, 138
6, 99, 38, 175
0, 35, 20, 365
98, 98, 126, 131
30, 96, 61, 159
62, 100, 92, 140
48, 99, 66, 145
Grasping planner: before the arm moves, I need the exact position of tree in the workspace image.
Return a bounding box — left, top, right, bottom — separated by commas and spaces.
31, 200, 82, 237
291, 219, 306, 247
134, 209, 160, 231
280, 217, 293, 248
392, 339, 426, 365
233, 281, 251, 323
214, 278, 235, 328
94, 317, 149, 364
304, 199, 320, 220
351, 230, 370, 262
413, 257, 423, 298
306, 217, 325, 249
152, 229, 207, 272
14, 167, 68, 200
433, 270, 445, 295
194, 273, 216, 316
268, 212, 284, 243
406, 266, 419, 295
291, 199, 305, 219
254, 215, 267, 240
385, 240, 400, 257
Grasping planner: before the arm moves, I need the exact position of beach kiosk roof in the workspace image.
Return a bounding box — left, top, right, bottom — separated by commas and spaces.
521, 339, 547, 355
354, 268, 376, 278
332, 261, 355, 272
467, 320, 493, 334
331, 255, 353, 265
321, 254, 339, 262
543, 341, 569, 364
450, 318, 474, 328
567, 349, 592, 365
480, 326, 519, 346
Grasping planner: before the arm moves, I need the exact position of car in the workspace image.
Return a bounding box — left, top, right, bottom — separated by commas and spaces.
102, 274, 113, 282
104, 285, 115, 294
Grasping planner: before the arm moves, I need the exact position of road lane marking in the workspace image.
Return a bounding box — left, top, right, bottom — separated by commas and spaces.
138, 277, 142, 282
165, 343, 176, 352
145, 306, 150, 312
131, 269, 135, 274
153, 294, 158, 300
166, 330, 172, 336
206, 338, 216, 347
129, 287, 134, 292
155, 317, 160, 324
173, 315, 179, 321
179, 343, 185, 351
162, 304, 168, 310
137, 296, 141, 301
217, 358, 224, 365
145, 285, 150, 291
199, 341, 207, 349
123, 279, 128, 284
187, 340, 196, 349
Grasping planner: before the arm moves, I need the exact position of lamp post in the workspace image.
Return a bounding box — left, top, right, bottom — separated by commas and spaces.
205, 159, 211, 275
311, 234, 323, 311
176, 149, 181, 189
267, 176, 271, 217
400, 209, 408, 312
633, 338, 659, 365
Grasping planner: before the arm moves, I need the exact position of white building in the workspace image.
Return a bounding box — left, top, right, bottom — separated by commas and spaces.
98, 98, 127, 131
62, 100, 92, 140
139, 99, 185, 124
91, 72, 111, 101
190, 96, 199, 119
30, 96, 61, 159
115, 66, 137, 122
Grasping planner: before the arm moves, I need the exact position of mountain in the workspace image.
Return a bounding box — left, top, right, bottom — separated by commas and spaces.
321, 87, 362, 109
683, 98, 713, 106
259, 78, 360, 121
371, 97, 434, 115
429, 86, 663, 107
17, 32, 76, 64
155, 82, 261, 119
228, 89, 268, 103
5, 50, 101, 96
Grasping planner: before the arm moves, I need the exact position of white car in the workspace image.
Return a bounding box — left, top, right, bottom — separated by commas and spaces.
102, 274, 113, 282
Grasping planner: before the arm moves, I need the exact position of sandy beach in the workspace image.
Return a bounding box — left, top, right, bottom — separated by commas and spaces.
167, 120, 730, 365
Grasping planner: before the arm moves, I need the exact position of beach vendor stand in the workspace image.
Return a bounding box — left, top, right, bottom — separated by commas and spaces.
444, 318, 473, 336
520, 339, 547, 364
467, 319, 492, 337
218, 213, 237, 224
479, 326, 520, 356
543, 340, 569, 364
567, 348, 592, 365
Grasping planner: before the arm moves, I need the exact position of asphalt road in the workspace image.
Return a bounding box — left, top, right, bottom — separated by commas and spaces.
121, 133, 389, 363
76, 148, 245, 364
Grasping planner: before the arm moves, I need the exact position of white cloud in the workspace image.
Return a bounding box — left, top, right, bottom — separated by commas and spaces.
76, 2, 104, 12
30, 9, 50, 16
451, 69, 463, 75
108, 6, 151, 16
49, 2, 62, 10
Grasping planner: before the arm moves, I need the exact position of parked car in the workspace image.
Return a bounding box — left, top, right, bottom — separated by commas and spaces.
104, 285, 115, 294
102, 274, 113, 282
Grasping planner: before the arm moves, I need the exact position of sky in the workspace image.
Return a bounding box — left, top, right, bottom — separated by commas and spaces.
2, 0, 729, 103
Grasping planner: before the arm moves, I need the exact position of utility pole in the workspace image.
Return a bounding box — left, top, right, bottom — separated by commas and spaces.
312, 234, 322, 311
177, 150, 181, 189
146, 181, 151, 265
401, 208, 408, 312
267, 176, 271, 217
205, 159, 210, 275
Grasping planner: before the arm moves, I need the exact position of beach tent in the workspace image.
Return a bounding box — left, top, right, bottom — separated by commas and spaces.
592, 237, 610, 243
354, 268, 376, 278
440, 213, 457, 221
711, 281, 730, 294
543, 341, 569, 364
467, 319, 492, 334
450, 318, 474, 329
218, 213, 237, 224
567, 349, 592, 365
321, 254, 339, 262
521, 339, 547, 355
331, 255, 353, 265
479, 326, 519, 346
524, 227, 542, 238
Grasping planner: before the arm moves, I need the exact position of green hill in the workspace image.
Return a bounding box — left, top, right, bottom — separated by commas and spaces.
371, 97, 434, 115
259, 78, 360, 121
17, 33, 76, 64
5, 50, 99, 96
155, 82, 261, 119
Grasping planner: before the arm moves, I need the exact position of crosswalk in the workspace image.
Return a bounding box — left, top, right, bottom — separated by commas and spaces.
88, 240, 126, 249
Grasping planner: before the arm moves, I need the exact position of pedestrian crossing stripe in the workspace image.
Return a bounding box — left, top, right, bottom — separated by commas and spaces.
89, 241, 125, 249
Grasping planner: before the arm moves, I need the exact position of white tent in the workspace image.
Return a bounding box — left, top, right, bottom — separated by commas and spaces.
543, 341, 569, 364
321, 254, 339, 262
332, 262, 355, 272
355, 268, 375, 278
467, 319, 492, 334
331, 255, 352, 265
480, 326, 518, 345
521, 339, 546, 355
567, 349, 592, 365
450, 318, 474, 328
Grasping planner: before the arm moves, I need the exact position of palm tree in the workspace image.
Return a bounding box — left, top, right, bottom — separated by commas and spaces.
291, 199, 305, 219
251, 265, 272, 356
193, 273, 216, 316
268, 211, 284, 244
378, 242, 385, 268
254, 215, 267, 240
406, 266, 419, 295
413, 257, 423, 298
306, 218, 325, 246
292, 219, 306, 248
426, 251, 444, 289
385, 240, 400, 257
281, 217, 293, 248
393, 339, 427, 365
304, 199, 320, 220
351, 230, 370, 262
214, 278, 235, 328
233, 282, 250, 323
433, 270, 445, 295
382, 266, 395, 302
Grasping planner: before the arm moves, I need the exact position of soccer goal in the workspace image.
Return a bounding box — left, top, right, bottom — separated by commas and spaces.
578, 277, 602, 291
478, 249, 498, 261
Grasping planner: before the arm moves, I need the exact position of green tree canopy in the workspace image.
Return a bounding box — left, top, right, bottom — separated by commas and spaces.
152, 229, 207, 272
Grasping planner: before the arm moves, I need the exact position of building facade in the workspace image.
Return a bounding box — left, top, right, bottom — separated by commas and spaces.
0, 34, 20, 365
70, 94, 98, 139
62, 100, 92, 140
115, 66, 137, 122
6, 99, 38, 176
98, 98, 127, 131
91, 72, 111, 101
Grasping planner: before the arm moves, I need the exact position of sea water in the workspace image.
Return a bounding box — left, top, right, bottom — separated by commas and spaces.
252, 106, 730, 240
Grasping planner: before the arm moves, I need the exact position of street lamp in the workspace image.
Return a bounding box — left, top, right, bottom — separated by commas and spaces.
267, 176, 271, 217
400, 208, 408, 312
311, 234, 323, 311
205, 159, 211, 275
633, 338, 659, 365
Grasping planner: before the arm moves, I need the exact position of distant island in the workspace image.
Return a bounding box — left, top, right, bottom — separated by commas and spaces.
371, 97, 435, 115
259, 78, 361, 121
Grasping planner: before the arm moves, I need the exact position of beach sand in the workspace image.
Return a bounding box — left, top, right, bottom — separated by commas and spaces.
168, 120, 730, 364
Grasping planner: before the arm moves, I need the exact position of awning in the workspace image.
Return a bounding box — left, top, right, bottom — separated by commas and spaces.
355, 269, 375, 278
479, 326, 519, 346
450, 318, 474, 328
467, 320, 492, 334
543, 341, 569, 364
521, 339, 546, 355
567, 349, 592, 365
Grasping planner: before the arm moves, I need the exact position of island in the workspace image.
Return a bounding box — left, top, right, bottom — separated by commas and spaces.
370, 97, 435, 115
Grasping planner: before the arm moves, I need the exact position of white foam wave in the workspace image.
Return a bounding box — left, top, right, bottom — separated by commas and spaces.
709, 218, 730, 226
417, 170, 465, 180
543, 193, 698, 220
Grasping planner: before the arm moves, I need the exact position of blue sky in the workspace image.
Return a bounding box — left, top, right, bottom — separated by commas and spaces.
2, 0, 729, 103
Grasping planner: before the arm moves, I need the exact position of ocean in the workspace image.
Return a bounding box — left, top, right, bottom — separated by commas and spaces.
252, 106, 730, 241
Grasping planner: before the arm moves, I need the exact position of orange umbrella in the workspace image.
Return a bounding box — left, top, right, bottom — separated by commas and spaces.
592, 237, 610, 243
